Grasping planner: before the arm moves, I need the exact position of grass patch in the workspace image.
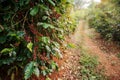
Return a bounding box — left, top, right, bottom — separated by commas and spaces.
67, 43, 76, 48
79, 45, 107, 80
116, 53, 120, 59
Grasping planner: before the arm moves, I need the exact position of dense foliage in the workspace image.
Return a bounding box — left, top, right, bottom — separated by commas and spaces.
88, 0, 120, 41
0, 0, 76, 79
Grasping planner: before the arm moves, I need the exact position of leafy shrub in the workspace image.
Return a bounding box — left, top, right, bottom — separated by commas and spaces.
80, 53, 107, 80
88, 1, 120, 42
0, 0, 76, 79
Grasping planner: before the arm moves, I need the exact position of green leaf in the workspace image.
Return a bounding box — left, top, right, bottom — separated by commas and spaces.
17, 31, 25, 38
27, 42, 33, 52
39, 4, 49, 10
45, 46, 51, 52
48, 0, 55, 6
19, 0, 24, 6
0, 58, 16, 66
1, 48, 13, 54
50, 61, 57, 70
41, 70, 47, 76
46, 77, 51, 80
52, 42, 60, 48
24, 61, 37, 80
67, 43, 76, 48
41, 37, 50, 44
30, 6, 39, 16
33, 67, 40, 77
37, 22, 54, 29
53, 48, 63, 59
7, 32, 16, 37
3, 14, 11, 21
42, 16, 48, 20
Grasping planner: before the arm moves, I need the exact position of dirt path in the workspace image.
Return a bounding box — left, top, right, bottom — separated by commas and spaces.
83, 21, 120, 80
59, 20, 120, 80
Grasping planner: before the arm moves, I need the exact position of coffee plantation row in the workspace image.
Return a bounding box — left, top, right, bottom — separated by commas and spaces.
0, 0, 76, 80
88, 0, 120, 41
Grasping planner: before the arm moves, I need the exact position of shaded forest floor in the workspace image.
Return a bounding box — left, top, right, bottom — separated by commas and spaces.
54, 20, 120, 80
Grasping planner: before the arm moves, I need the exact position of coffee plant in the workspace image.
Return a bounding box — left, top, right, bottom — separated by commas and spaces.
88, 0, 120, 41
0, 0, 76, 80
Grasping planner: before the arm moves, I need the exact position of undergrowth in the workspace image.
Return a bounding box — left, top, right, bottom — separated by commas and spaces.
88, 0, 120, 42
79, 45, 108, 80
116, 53, 120, 59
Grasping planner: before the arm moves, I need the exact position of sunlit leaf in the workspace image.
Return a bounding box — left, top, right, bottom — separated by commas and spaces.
37, 22, 54, 29
30, 6, 39, 16
48, 0, 55, 6
46, 77, 51, 80
27, 42, 33, 52
33, 67, 40, 77
67, 43, 76, 48
1, 48, 13, 54
45, 46, 51, 52
41, 37, 50, 44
